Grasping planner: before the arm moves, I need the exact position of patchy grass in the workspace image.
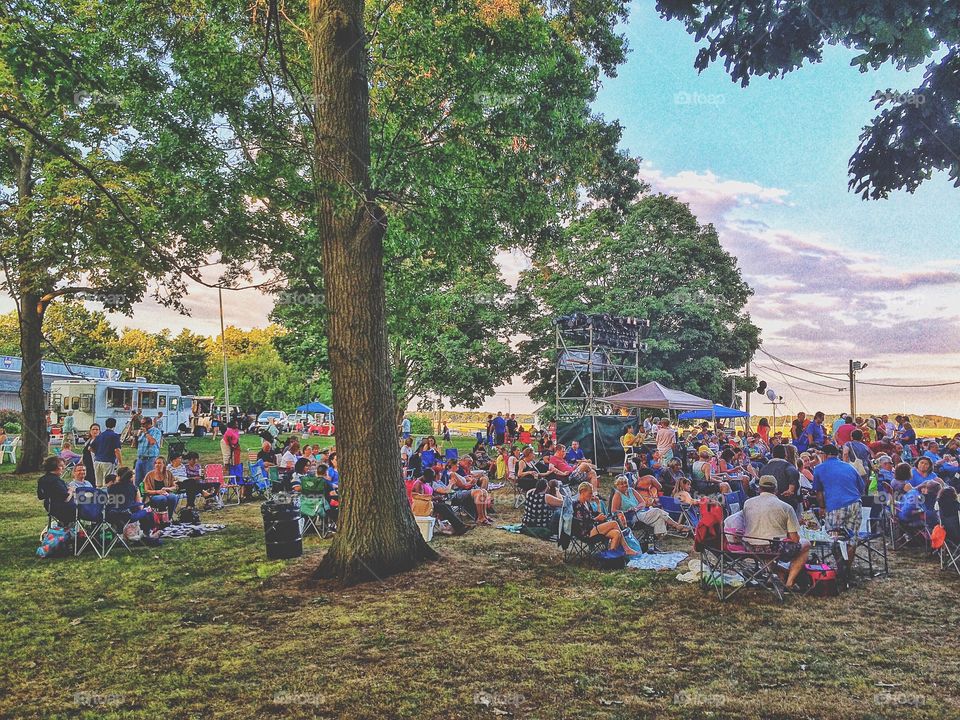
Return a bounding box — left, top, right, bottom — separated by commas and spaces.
2, 462, 960, 720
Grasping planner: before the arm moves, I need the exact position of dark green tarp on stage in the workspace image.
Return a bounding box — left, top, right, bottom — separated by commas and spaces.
557, 416, 635, 470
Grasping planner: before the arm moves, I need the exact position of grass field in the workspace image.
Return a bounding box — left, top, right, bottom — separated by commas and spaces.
3, 435, 960, 719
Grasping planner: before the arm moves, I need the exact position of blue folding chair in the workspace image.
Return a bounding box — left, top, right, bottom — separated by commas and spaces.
445, 448, 459, 462
722, 490, 746, 515
660, 495, 700, 532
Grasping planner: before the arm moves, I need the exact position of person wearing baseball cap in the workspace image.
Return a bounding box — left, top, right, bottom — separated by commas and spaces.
743, 475, 810, 590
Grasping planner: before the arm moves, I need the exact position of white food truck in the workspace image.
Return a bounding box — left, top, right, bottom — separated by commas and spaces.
50, 379, 192, 436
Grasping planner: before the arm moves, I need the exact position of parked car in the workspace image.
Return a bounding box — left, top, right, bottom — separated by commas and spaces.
257, 410, 289, 432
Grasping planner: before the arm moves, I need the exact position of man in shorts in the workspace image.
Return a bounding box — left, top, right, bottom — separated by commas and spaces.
742, 475, 811, 590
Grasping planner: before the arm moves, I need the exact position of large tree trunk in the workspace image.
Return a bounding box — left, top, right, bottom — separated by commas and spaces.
310, 0, 437, 583
17, 292, 47, 472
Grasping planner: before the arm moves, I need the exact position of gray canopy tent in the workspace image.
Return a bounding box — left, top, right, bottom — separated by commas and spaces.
564, 382, 714, 468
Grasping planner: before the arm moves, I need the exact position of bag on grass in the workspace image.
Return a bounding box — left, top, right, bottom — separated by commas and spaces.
801, 563, 838, 597
36, 526, 72, 558
178, 507, 201, 525
123, 523, 143, 542
596, 548, 627, 570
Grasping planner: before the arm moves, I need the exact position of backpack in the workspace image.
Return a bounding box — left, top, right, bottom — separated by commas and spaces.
178, 507, 201, 525
37, 526, 72, 558
693, 498, 724, 551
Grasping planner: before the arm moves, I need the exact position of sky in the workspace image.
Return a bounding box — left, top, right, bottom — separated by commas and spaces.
6, 1, 959, 418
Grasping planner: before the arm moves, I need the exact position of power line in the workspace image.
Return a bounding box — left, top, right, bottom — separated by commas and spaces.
752, 362, 847, 392
858, 379, 960, 388
758, 348, 848, 378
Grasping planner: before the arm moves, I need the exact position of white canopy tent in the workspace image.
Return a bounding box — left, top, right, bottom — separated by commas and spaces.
600, 381, 713, 411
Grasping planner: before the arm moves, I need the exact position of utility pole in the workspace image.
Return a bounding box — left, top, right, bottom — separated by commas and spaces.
745, 359, 751, 418
848, 360, 868, 419
219, 286, 230, 416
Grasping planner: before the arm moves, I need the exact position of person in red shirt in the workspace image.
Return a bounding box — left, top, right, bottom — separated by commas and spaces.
548, 446, 598, 490
834, 418, 857, 446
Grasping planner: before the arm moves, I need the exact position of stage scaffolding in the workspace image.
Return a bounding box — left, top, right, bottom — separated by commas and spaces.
553, 313, 650, 425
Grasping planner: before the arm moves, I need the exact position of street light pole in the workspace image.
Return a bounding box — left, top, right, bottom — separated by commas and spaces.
848, 360, 868, 419
219, 286, 230, 416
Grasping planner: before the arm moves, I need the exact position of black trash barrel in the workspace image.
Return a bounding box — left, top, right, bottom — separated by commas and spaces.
261, 501, 302, 560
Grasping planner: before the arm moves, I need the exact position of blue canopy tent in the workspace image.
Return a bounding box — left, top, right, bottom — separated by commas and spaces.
678, 404, 749, 421
296, 401, 334, 414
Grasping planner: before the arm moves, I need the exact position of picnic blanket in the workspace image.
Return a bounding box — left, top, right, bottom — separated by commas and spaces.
159, 523, 226, 540
627, 551, 688, 571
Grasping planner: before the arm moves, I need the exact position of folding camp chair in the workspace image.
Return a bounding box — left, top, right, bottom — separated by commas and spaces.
444, 448, 459, 462
221, 467, 245, 506
934, 507, 960, 576
73, 488, 131, 558
248, 460, 269, 499
851, 501, 888, 578
696, 500, 787, 602
660, 495, 700, 533
299, 475, 331, 539
722, 490, 746, 516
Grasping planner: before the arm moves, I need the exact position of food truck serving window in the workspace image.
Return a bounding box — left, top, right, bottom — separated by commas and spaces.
106, 387, 134, 409
140, 390, 158, 409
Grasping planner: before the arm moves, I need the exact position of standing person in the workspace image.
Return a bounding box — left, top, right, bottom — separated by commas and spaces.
400, 415, 411, 440
93, 418, 123, 487
492, 412, 507, 446
655, 418, 677, 463
221, 420, 241, 474
506, 413, 518, 444
842, 429, 873, 489
791, 412, 808, 451
442, 421, 451, 443
882, 415, 896, 442
834, 415, 856, 445
831, 413, 847, 438
813, 445, 864, 540
757, 417, 770, 447
61, 411, 75, 446
123, 409, 140, 447
485, 414, 494, 446
804, 412, 826, 450
135, 417, 163, 486
81, 424, 100, 487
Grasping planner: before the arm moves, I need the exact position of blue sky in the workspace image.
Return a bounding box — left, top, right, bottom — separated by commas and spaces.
7, 1, 957, 418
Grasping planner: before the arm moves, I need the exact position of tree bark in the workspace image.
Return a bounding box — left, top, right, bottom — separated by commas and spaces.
310, 0, 437, 583
17, 293, 47, 472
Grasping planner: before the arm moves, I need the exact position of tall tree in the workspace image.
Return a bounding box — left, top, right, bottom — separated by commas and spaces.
656, 0, 960, 198
0, 1, 279, 470
247, 0, 642, 582
519, 194, 761, 406
0, 302, 118, 366
168, 329, 210, 396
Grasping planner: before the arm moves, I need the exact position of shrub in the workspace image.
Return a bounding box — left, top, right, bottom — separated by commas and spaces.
4, 422, 21, 434
0, 409, 23, 428
409, 414, 434, 436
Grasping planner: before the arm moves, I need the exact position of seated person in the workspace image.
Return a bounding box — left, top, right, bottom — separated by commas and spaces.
516, 447, 544, 492
937, 485, 960, 544
673, 477, 696, 505
548, 445, 598, 490
571, 482, 639, 556
290, 457, 310, 492
691, 447, 732, 496
257, 440, 277, 470
143, 457, 184, 518
37, 456, 74, 527
180, 451, 222, 509
564, 440, 590, 466
104, 467, 156, 536
418, 468, 469, 535
892, 461, 913, 495
67, 463, 95, 494
469, 442, 492, 472
741, 475, 811, 591
168, 453, 188, 483
634, 472, 663, 506
622, 425, 638, 449
875, 455, 895, 491
457, 456, 489, 489
447, 462, 491, 524
912, 457, 940, 489
58, 442, 82, 465
521, 476, 564, 530
610, 475, 688, 536
659, 459, 684, 496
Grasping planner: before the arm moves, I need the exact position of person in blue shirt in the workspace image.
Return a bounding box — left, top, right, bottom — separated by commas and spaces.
492, 412, 507, 445
135, 416, 164, 486
804, 412, 826, 450
812, 444, 864, 539
923, 442, 942, 465
565, 440, 587, 465
401, 416, 411, 440
91, 416, 124, 487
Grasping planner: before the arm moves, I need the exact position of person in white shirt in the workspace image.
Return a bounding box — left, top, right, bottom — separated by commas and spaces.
742, 475, 810, 590
655, 419, 677, 462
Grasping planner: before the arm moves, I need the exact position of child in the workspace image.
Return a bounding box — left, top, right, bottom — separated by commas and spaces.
59, 442, 82, 465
